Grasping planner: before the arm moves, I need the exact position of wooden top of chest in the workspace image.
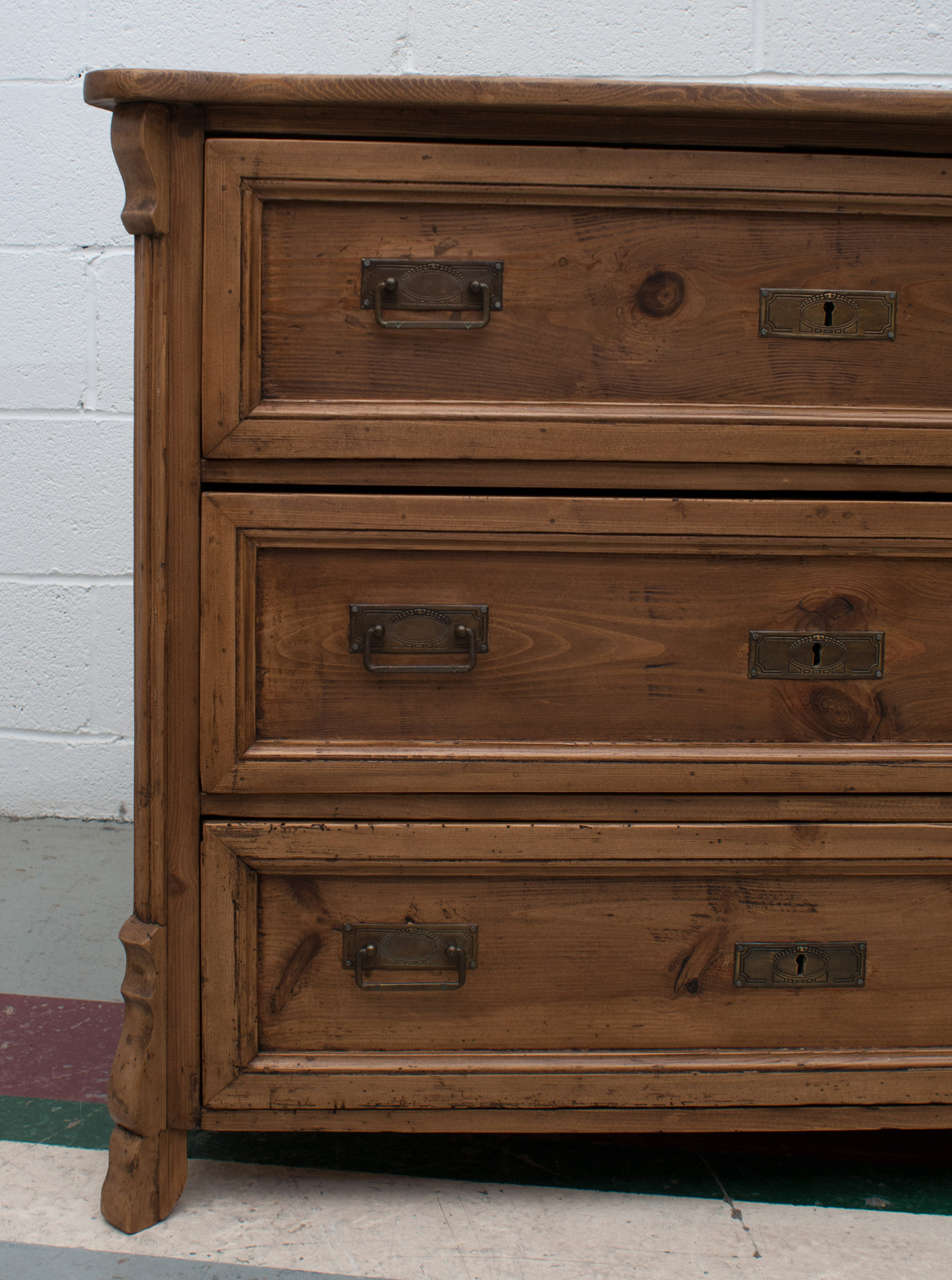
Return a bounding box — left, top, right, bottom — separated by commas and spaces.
84, 70, 952, 152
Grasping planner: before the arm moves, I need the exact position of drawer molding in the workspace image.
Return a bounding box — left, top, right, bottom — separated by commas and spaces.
202, 822, 952, 1112
204, 139, 952, 461
202, 492, 952, 795
204, 1050, 952, 1113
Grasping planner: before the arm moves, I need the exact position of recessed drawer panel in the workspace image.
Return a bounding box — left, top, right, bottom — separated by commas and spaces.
203, 139, 952, 466
201, 821, 952, 1111
201, 493, 952, 794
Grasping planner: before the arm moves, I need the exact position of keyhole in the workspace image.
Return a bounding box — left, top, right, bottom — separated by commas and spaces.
823, 300, 836, 327
795, 952, 806, 976
812, 641, 823, 667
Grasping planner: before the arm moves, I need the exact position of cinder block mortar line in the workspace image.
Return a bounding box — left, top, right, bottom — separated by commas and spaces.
0, 245, 131, 256
752, 0, 766, 73
84, 251, 101, 413
736, 72, 952, 85
0, 76, 84, 86
0, 574, 132, 586
389, 1, 415, 74
0, 410, 132, 421
0, 728, 124, 744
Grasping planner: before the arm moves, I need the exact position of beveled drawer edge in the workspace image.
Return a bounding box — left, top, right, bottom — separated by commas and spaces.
240, 1047, 952, 1073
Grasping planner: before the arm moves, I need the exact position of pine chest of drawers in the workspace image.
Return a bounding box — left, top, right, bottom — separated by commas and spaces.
85, 70, 952, 1232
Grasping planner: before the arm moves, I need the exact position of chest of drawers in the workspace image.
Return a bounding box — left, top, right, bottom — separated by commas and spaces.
85, 70, 952, 1232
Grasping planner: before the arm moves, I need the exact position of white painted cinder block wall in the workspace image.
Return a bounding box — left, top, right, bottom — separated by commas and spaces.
3, 2, 952, 819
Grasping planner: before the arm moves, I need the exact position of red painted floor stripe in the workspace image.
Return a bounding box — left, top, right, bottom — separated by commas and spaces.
0, 994, 122, 1102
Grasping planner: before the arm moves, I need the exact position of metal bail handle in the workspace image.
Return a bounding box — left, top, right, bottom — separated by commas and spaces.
374, 277, 492, 330
354, 942, 469, 991
342, 922, 478, 992
363, 622, 478, 674
361, 258, 502, 329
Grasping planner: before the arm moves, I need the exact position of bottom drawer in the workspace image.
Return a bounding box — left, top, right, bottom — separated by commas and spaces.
201, 821, 952, 1113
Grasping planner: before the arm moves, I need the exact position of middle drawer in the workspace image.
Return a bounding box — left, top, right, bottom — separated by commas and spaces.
201, 493, 952, 794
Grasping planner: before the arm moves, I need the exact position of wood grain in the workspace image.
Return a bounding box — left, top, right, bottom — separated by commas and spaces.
209, 819, 952, 870
108, 916, 166, 1136
257, 199, 950, 405
209, 413, 952, 467
101, 104, 203, 1229
110, 104, 169, 236
198, 1103, 952, 1133
100, 1126, 187, 1234
82, 70, 952, 128
209, 1059, 952, 1112
253, 541, 949, 743
257, 871, 952, 1051
201, 829, 258, 1098
162, 109, 204, 1132
100, 916, 189, 1233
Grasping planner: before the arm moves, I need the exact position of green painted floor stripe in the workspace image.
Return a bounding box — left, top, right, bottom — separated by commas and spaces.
0, 1242, 375, 1280
0, 1096, 113, 1149
3, 1095, 950, 1217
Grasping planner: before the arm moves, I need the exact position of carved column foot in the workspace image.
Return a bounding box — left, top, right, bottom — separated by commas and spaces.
101, 1125, 188, 1233
101, 915, 186, 1231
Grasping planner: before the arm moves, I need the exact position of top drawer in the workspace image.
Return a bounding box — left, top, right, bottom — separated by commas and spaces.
203, 139, 952, 465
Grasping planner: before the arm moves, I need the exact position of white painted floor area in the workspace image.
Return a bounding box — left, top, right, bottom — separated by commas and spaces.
3, 1141, 951, 1280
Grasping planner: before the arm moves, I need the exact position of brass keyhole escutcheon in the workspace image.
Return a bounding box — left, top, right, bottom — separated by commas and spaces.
759, 288, 896, 339
749, 631, 884, 680
734, 941, 867, 988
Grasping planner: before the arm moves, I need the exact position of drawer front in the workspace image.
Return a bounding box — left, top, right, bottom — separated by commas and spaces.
201, 493, 952, 794
203, 139, 952, 465
202, 821, 952, 1111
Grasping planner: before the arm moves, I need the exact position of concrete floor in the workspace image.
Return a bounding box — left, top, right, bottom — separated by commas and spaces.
2, 816, 951, 1278
0, 816, 130, 1001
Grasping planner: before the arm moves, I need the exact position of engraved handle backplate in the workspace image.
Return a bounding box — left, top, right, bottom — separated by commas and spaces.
361, 259, 503, 331
342, 923, 478, 992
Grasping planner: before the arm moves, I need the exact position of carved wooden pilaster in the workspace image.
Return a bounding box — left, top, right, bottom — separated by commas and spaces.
110, 103, 170, 236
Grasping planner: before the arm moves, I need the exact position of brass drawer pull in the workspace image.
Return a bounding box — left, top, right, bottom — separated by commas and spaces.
375, 277, 491, 330
361, 258, 503, 331
734, 941, 867, 988
350, 604, 489, 674
342, 923, 478, 992
364, 622, 476, 673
